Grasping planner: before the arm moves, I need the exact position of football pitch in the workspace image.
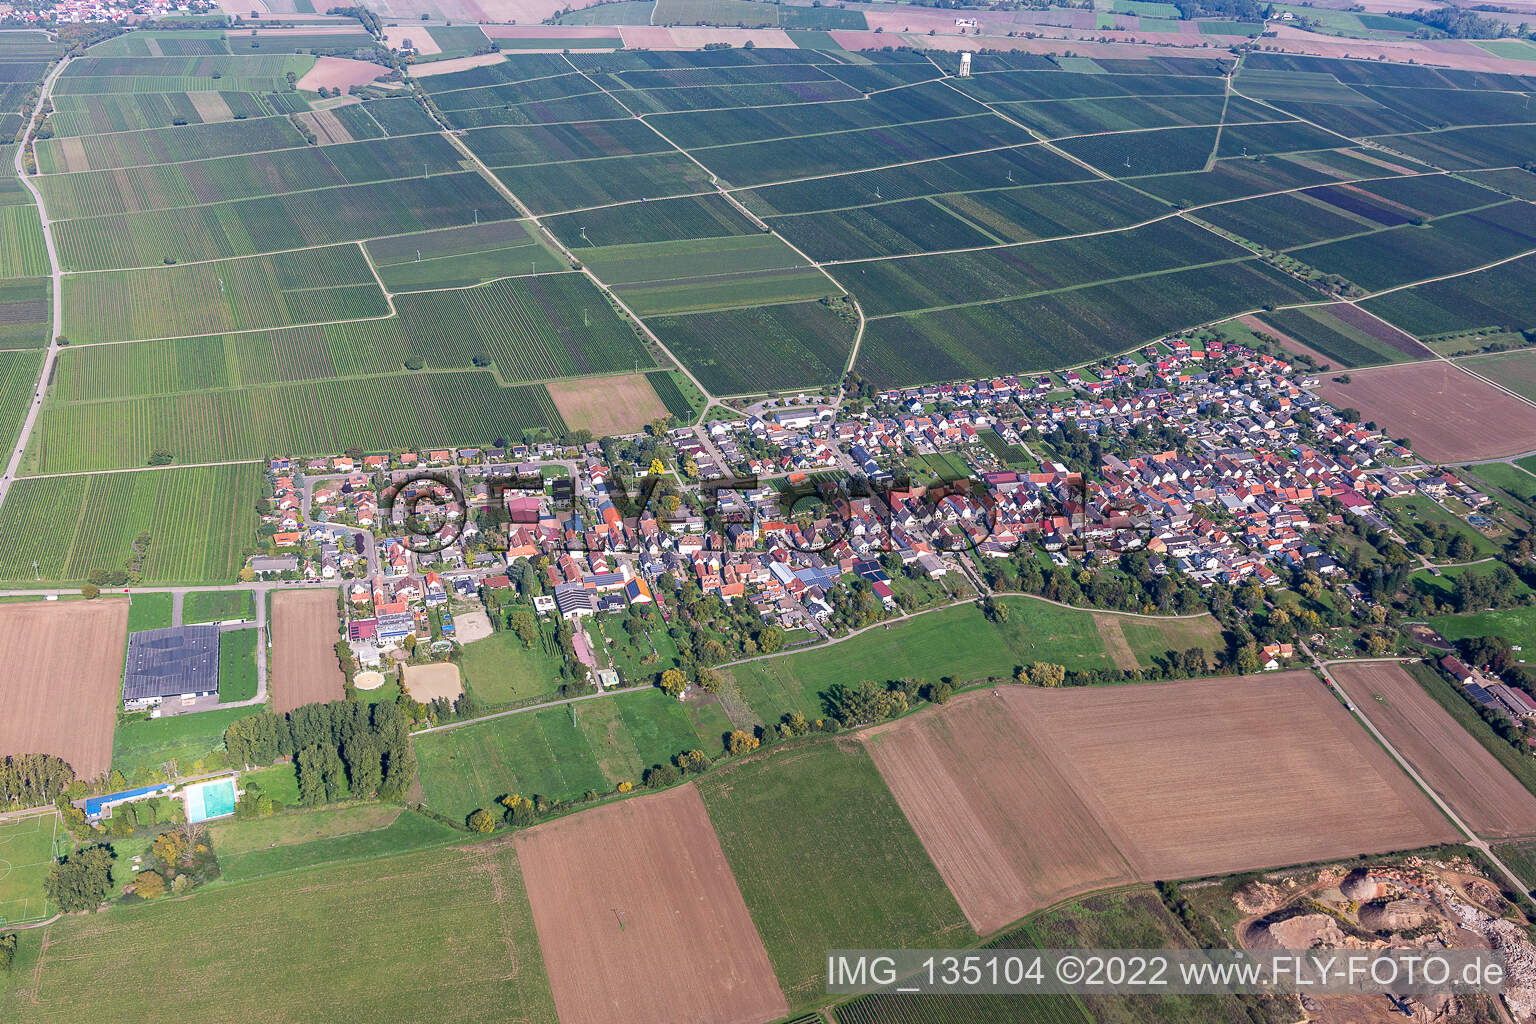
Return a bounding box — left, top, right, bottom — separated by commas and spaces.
0, 812, 65, 925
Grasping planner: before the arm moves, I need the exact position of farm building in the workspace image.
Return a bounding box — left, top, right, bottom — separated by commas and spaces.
122, 624, 220, 711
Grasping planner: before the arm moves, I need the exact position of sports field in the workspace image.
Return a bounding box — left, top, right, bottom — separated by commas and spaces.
0, 812, 65, 925
0, 842, 558, 1024
860, 672, 1456, 934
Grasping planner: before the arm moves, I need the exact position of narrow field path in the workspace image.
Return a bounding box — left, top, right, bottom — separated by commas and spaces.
0, 55, 70, 508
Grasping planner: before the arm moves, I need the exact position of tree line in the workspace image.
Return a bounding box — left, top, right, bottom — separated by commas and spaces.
0, 753, 74, 809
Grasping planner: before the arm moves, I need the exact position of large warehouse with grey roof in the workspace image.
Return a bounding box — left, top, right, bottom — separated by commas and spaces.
122, 624, 220, 712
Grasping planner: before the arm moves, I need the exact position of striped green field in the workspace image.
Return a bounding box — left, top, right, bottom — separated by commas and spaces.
0, 463, 263, 583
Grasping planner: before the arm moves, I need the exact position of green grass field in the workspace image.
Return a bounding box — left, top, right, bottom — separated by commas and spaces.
0, 841, 557, 1024
414, 687, 734, 821
457, 627, 566, 705
697, 740, 972, 1008
182, 589, 254, 623
1429, 606, 1536, 655
724, 596, 1200, 723
126, 591, 172, 632
209, 806, 459, 883
218, 628, 258, 702
0, 812, 65, 925
111, 706, 255, 781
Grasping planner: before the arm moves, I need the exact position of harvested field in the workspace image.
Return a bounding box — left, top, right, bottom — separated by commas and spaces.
401, 662, 464, 702
298, 108, 354, 145
1093, 614, 1137, 671
861, 672, 1457, 935
270, 590, 345, 714
515, 784, 787, 1024
298, 56, 390, 92
1317, 361, 1536, 462
408, 53, 509, 78
1331, 662, 1536, 839
0, 600, 128, 780
547, 372, 666, 437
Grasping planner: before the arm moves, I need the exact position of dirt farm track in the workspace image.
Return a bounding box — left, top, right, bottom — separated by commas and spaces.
270, 590, 346, 715
515, 784, 788, 1024
860, 672, 1458, 935
1330, 662, 1536, 839
0, 599, 128, 780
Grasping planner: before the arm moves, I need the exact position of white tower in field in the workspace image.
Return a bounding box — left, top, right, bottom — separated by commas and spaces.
959, 51, 973, 77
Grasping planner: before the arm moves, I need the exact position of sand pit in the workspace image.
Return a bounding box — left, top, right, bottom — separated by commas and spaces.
861, 672, 1457, 935
1317, 361, 1536, 462
452, 609, 493, 644
516, 784, 787, 1024
298, 56, 391, 93
547, 373, 667, 438
1331, 662, 1536, 839
0, 599, 129, 780
354, 670, 385, 691
271, 590, 346, 714
401, 662, 464, 702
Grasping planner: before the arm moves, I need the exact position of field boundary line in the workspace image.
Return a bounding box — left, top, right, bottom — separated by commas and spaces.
414, 73, 717, 409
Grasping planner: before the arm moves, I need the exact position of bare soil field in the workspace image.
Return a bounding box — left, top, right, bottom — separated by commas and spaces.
370, 0, 583, 23
401, 663, 464, 703
515, 784, 787, 1024
0, 599, 128, 780
297, 57, 391, 93
271, 590, 345, 714
407, 52, 509, 78
861, 672, 1457, 935
1317, 361, 1536, 461
383, 26, 440, 54
1331, 662, 1536, 839
547, 373, 666, 438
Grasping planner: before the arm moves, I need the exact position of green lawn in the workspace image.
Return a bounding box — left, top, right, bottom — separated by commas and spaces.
217, 628, 258, 702
1463, 462, 1536, 515
0, 842, 556, 1024
415, 688, 728, 821
240, 762, 300, 805
1385, 495, 1500, 558
126, 591, 172, 632
696, 740, 972, 1008
458, 627, 565, 706
183, 589, 255, 623
1495, 838, 1536, 891
1412, 561, 1534, 601
1429, 605, 1536, 655
111, 706, 255, 781
725, 597, 1115, 723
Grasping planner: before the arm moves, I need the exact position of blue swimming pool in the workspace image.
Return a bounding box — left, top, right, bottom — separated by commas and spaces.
183, 778, 237, 823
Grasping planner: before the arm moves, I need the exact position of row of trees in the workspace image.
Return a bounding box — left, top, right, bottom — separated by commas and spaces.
0, 753, 74, 809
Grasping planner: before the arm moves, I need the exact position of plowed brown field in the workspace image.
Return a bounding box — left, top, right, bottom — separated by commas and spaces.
861, 672, 1457, 935
1331, 662, 1536, 839
270, 590, 344, 714
0, 599, 128, 779
515, 784, 787, 1024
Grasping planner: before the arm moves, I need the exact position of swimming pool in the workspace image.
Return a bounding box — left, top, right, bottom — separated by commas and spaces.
183, 778, 237, 823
